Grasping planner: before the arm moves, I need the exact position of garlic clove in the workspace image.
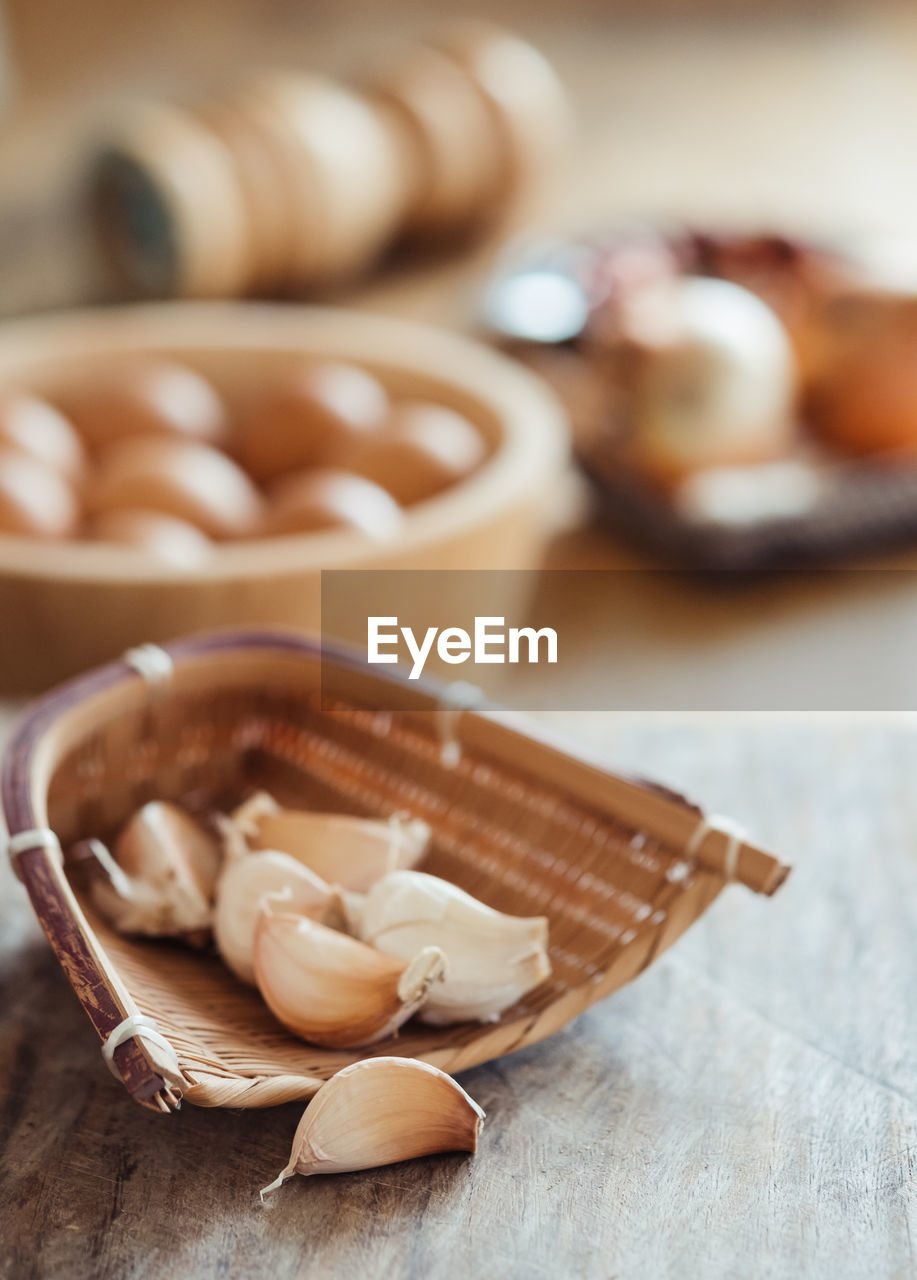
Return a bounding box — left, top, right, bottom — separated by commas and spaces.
418, 952, 551, 1026
348, 869, 551, 1025
89, 801, 221, 940
117, 801, 221, 896
214, 851, 336, 985
224, 791, 280, 854
262, 1056, 484, 1194
346, 869, 548, 944
254, 909, 446, 1048
227, 791, 430, 891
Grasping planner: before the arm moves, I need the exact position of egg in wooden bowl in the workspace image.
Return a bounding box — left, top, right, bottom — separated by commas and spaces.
0, 303, 568, 690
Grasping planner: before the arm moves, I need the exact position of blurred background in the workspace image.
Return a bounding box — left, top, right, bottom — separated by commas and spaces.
3, 0, 917, 700
4, 0, 917, 320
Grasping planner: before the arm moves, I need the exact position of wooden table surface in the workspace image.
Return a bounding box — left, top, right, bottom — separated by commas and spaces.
3, 5, 917, 1277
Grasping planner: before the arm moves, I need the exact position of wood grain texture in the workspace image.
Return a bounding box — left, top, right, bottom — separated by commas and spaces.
2, 706, 917, 1278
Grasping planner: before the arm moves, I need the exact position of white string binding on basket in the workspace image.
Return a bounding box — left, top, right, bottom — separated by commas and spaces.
6, 827, 63, 878
102, 1013, 185, 1089
123, 643, 174, 690
686, 813, 747, 882
435, 680, 485, 768
8, 830, 186, 1097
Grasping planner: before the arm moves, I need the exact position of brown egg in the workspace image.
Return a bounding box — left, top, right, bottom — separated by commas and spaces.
0, 393, 88, 484
91, 436, 263, 539
265, 468, 404, 538
0, 448, 80, 538
62, 359, 229, 452
349, 402, 486, 504
238, 363, 389, 481
807, 294, 917, 455
87, 509, 214, 566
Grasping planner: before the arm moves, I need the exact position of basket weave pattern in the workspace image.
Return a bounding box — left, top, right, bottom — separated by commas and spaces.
2, 632, 788, 1111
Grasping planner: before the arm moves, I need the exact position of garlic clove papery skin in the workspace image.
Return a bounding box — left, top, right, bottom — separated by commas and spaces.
89, 801, 221, 939
214, 851, 335, 985
417, 952, 551, 1025
221, 791, 280, 862
90, 871, 211, 942
262, 1056, 484, 1194
347, 870, 551, 1025
226, 792, 431, 891
253, 910, 446, 1048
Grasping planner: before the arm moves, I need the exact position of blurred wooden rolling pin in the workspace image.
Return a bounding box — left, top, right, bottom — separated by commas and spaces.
91, 23, 572, 301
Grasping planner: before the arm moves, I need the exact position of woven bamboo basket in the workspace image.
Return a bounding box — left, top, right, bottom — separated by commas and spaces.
1, 629, 789, 1113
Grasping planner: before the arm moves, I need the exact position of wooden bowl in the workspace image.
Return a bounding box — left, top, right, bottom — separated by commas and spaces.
0, 303, 568, 691
1, 629, 789, 1112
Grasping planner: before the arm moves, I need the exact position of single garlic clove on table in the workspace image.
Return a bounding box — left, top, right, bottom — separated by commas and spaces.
348, 869, 551, 1025
262, 1056, 484, 1195
254, 909, 446, 1048
213, 850, 336, 985
89, 801, 220, 940
226, 791, 430, 891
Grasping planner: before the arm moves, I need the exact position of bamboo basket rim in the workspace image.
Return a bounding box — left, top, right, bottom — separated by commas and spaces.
0, 302, 568, 585
1, 629, 790, 1111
